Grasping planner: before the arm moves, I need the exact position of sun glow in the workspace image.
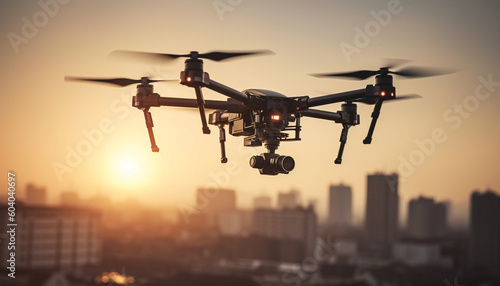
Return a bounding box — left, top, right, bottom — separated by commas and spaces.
121, 159, 137, 173
106, 148, 149, 190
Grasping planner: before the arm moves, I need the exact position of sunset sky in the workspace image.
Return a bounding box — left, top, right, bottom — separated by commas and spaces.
1, 0, 500, 226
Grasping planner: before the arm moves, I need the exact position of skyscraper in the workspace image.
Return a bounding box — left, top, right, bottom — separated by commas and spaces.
328, 184, 352, 229
434, 202, 448, 238
252, 205, 317, 260
364, 173, 399, 258
277, 190, 300, 209
407, 196, 448, 239
469, 190, 500, 273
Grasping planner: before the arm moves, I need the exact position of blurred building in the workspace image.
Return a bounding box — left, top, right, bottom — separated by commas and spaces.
469, 190, 500, 273
85, 193, 112, 210
393, 239, 453, 267
217, 209, 252, 236
60, 191, 82, 207
188, 188, 239, 234
25, 183, 47, 206
407, 196, 448, 239
434, 201, 448, 236
253, 195, 272, 209
0, 204, 101, 270
251, 205, 317, 261
364, 173, 399, 258
334, 240, 358, 258
328, 184, 352, 229
196, 188, 236, 213
277, 190, 300, 209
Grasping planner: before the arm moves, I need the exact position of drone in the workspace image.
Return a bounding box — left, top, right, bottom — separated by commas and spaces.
66, 50, 448, 175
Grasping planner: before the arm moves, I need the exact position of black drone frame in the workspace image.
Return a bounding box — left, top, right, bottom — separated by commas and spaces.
66, 50, 446, 175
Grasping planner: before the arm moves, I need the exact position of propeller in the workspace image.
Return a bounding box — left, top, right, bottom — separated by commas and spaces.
311, 59, 454, 80
109, 49, 274, 62
311, 67, 454, 80
64, 76, 177, 87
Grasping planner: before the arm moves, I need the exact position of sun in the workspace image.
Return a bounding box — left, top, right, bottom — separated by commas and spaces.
107, 154, 144, 189
103, 144, 156, 191
117, 158, 140, 179
121, 159, 137, 173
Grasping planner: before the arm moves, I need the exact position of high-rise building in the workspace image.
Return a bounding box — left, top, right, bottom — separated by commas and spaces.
0, 204, 101, 270
407, 196, 448, 239
277, 190, 300, 209
469, 190, 500, 273
434, 202, 448, 238
328, 184, 352, 229
252, 205, 317, 261
364, 173, 399, 258
253, 195, 272, 209
25, 183, 47, 205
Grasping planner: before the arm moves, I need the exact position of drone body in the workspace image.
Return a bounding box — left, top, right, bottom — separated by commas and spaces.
66, 50, 446, 175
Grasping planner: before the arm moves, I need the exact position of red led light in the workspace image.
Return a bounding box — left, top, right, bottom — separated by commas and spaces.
380, 91, 386, 97
391, 92, 394, 97
186, 76, 192, 82
271, 114, 281, 121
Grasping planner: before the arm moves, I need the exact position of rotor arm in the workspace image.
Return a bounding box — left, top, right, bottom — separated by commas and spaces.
207, 79, 250, 104
307, 87, 370, 108
157, 97, 248, 113
301, 109, 342, 122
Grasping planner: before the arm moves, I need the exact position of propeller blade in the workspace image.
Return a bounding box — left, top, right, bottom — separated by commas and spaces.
311, 59, 455, 81
199, 50, 274, 61
391, 66, 454, 78
109, 50, 189, 62
65, 76, 176, 87
110, 49, 274, 62
310, 70, 379, 80
65, 76, 141, 87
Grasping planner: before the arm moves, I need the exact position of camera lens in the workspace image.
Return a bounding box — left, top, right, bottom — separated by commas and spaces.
277, 155, 295, 172
249, 155, 265, 169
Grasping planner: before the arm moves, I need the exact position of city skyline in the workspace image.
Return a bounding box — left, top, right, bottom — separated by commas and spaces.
1, 0, 500, 232
10, 175, 497, 229
3, 180, 499, 285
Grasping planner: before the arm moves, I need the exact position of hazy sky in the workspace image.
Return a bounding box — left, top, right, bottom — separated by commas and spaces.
1, 0, 500, 225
